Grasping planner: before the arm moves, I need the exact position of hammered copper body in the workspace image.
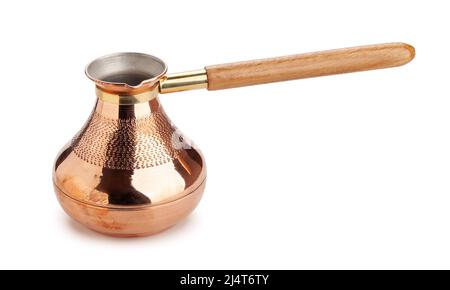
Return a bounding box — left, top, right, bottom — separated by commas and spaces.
53, 53, 206, 237
53, 98, 206, 237
53, 43, 414, 237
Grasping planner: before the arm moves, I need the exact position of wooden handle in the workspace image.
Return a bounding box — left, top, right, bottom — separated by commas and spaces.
205, 42, 415, 90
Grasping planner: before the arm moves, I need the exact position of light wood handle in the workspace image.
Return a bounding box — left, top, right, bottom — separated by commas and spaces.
205, 42, 415, 90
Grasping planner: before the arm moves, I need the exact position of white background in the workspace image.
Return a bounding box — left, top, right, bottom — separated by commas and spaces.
0, 0, 449, 269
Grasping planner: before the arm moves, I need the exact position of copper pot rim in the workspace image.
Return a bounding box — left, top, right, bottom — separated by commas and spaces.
53, 177, 206, 211
85, 52, 168, 93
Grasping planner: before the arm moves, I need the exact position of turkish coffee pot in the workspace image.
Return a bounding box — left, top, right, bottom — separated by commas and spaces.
53, 42, 415, 237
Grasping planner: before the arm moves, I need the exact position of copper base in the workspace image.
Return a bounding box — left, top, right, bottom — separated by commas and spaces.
54, 180, 205, 237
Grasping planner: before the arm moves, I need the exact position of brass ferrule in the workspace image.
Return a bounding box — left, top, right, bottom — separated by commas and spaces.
159, 69, 208, 94
95, 87, 158, 105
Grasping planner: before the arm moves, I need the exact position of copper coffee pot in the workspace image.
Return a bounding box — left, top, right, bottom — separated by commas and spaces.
53, 42, 415, 237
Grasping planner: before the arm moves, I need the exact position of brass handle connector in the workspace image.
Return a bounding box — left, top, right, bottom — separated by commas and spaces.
159, 69, 208, 94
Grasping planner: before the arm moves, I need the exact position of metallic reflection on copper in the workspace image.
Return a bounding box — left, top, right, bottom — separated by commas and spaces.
53, 53, 206, 236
